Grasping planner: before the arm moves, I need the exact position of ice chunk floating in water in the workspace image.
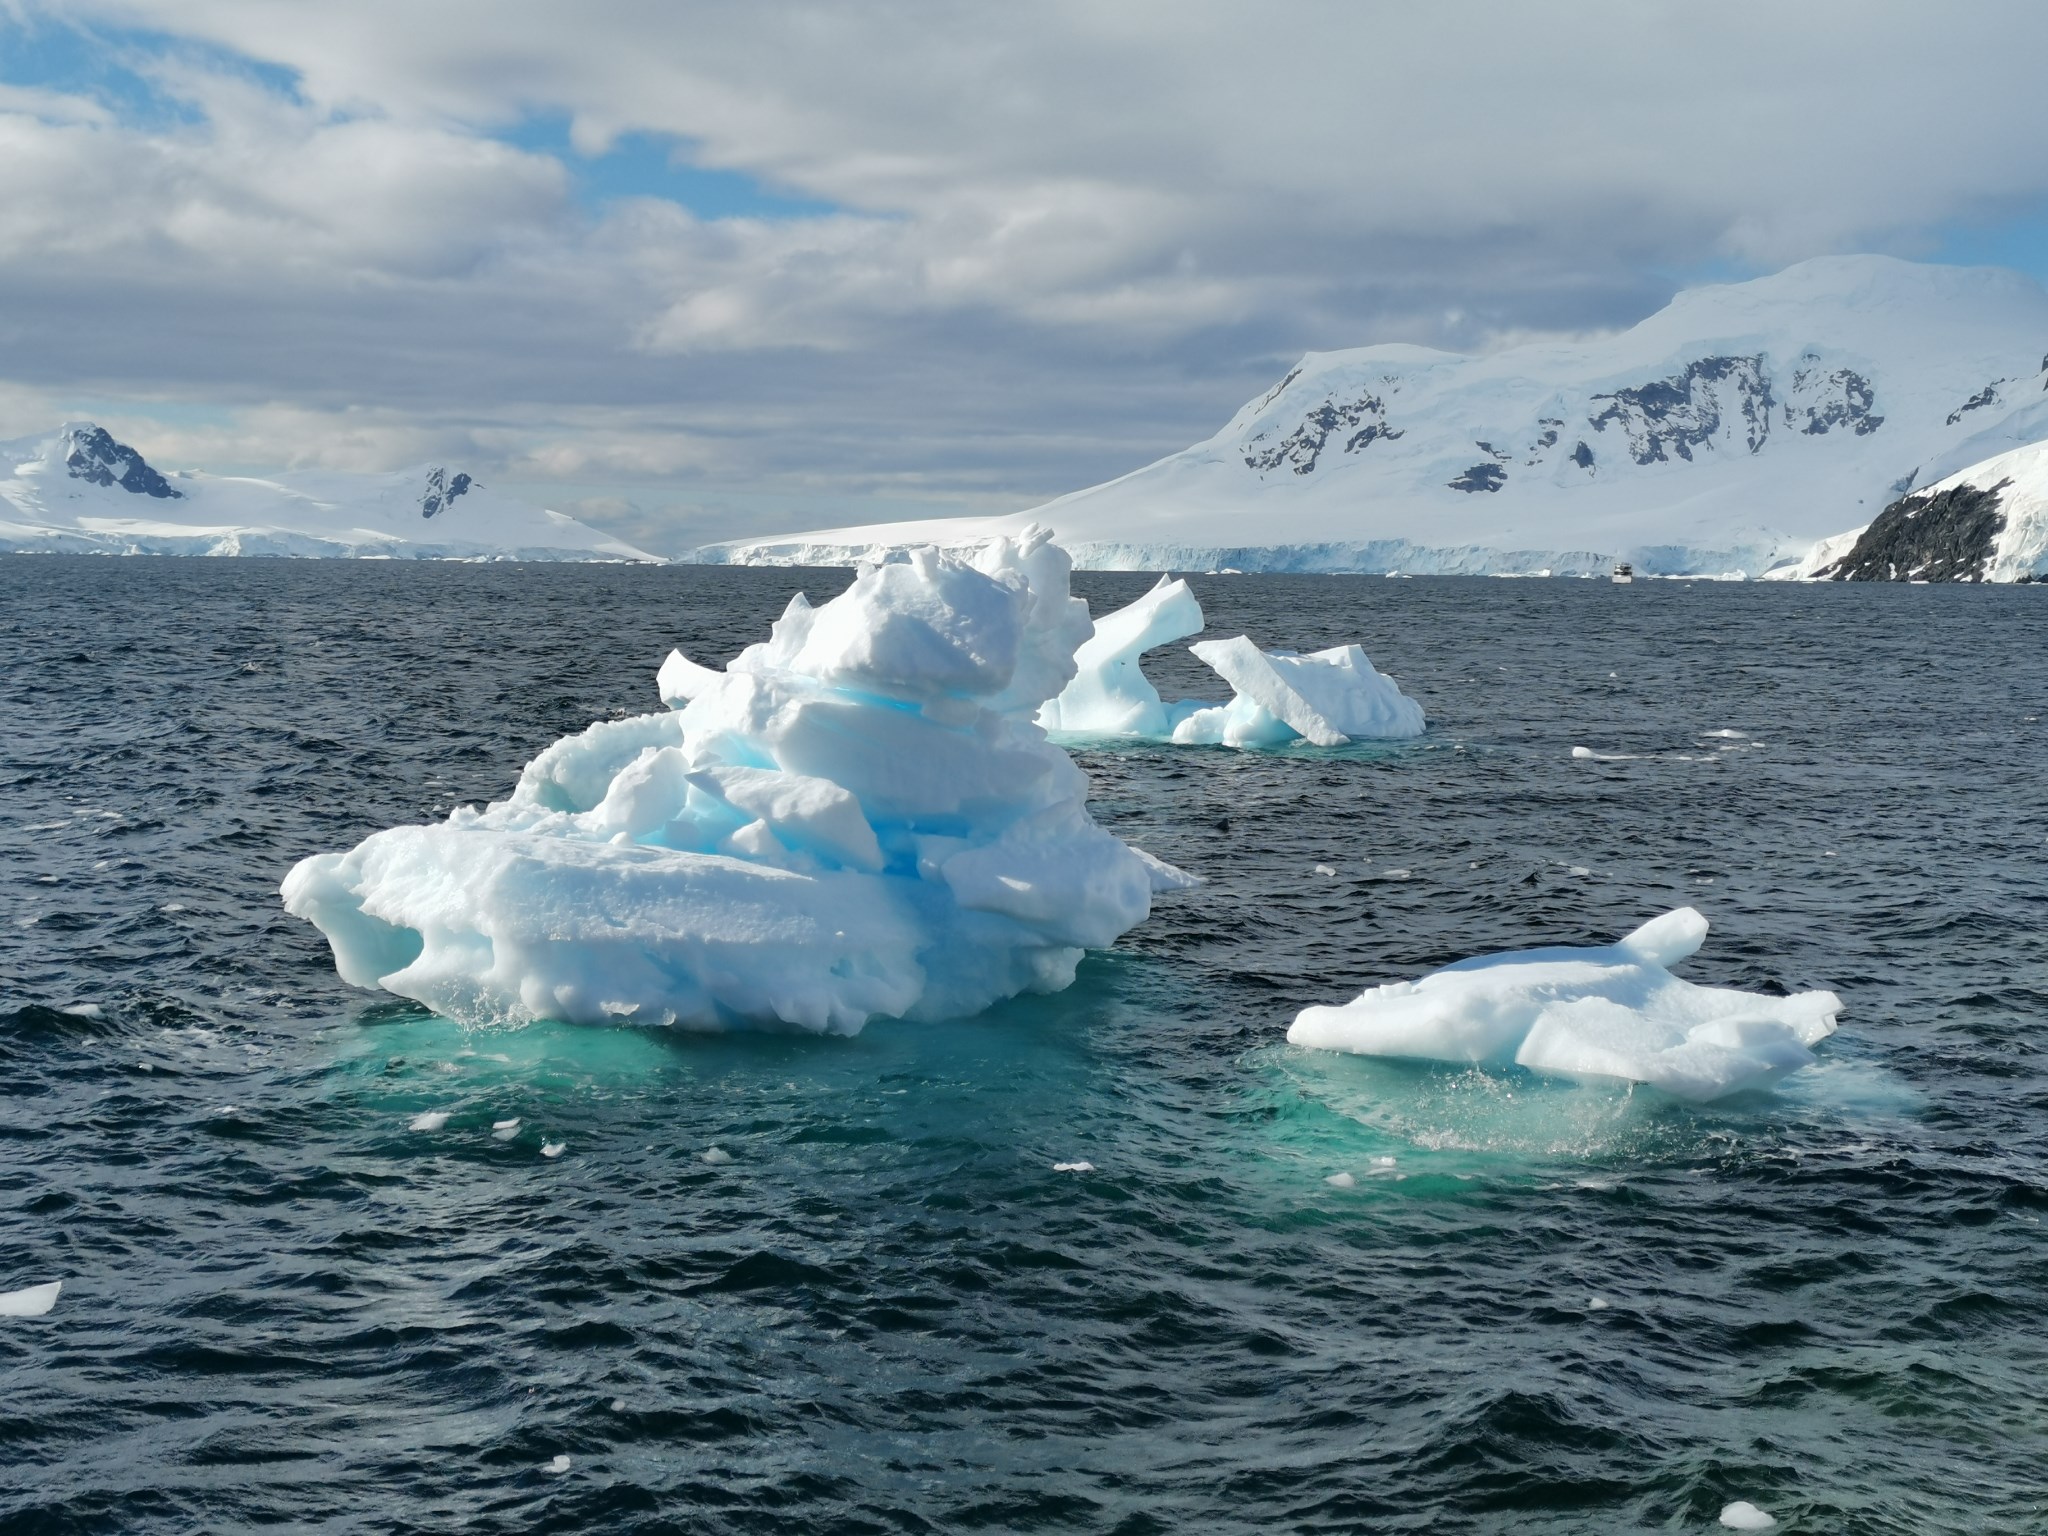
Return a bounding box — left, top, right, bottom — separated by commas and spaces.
0, 1280, 61, 1317
1038, 578, 1424, 745
1288, 909, 1840, 1102
283, 530, 1183, 1034
1036, 576, 1204, 738
1172, 636, 1424, 747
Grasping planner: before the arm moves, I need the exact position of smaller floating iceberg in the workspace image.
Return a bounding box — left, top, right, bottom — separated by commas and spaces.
1171, 637, 1424, 746
1287, 909, 1840, 1102
1037, 577, 1424, 746
1036, 576, 1206, 738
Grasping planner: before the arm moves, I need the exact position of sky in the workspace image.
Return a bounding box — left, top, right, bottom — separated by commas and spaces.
4, 1, 2048, 553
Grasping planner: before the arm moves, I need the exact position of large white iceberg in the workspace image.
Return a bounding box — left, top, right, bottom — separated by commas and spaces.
283, 530, 1189, 1034
1036, 577, 1425, 745
1287, 909, 1840, 1102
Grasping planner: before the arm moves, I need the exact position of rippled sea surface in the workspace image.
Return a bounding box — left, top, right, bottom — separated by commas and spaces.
3, 557, 2046, 1534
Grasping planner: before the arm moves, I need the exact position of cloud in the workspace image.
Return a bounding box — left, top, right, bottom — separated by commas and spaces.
6, 1, 2048, 534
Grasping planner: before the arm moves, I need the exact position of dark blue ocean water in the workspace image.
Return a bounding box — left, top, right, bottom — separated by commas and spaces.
3, 557, 2046, 1534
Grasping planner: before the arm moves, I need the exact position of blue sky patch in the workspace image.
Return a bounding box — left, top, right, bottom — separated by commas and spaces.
0, 13, 302, 126
502, 115, 843, 221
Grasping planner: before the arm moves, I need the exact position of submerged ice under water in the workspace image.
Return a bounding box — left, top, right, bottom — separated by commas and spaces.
3, 559, 2048, 1534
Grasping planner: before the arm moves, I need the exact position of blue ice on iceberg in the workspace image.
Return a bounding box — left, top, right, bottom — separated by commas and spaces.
1287, 909, 1840, 1102
1037, 576, 1424, 746
283, 530, 1190, 1034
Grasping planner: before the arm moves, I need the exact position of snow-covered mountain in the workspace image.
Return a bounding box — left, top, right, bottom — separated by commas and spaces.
701, 256, 2048, 577
1778, 436, 2048, 581
0, 423, 660, 562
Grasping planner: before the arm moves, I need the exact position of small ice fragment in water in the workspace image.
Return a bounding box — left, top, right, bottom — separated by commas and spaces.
1324, 1172, 1356, 1188
1287, 908, 1840, 1102
1567, 866, 1590, 877
160, 903, 186, 913
1373, 1156, 1396, 1167
541, 1141, 566, 1158
61, 1003, 103, 1019
1381, 868, 1411, 880
1315, 864, 1336, 877
409, 1110, 450, 1132
610, 1397, 626, 1411
1052, 1161, 1095, 1173
0, 1280, 61, 1317
492, 1118, 521, 1141
1587, 1297, 1610, 1310
700, 1147, 733, 1165
1720, 1502, 1776, 1530
544, 1454, 570, 1475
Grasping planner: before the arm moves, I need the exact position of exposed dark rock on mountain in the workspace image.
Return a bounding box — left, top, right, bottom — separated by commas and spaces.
1244, 393, 1401, 475
1823, 479, 2009, 581
1588, 355, 1773, 464
1784, 362, 1882, 435
1448, 462, 1507, 493
62, 425, 181, 499
1947, 383, 2001, 425
420, 468, 473, 519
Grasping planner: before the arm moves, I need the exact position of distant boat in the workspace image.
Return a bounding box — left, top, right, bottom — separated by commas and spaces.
1612, 562, 1635, 584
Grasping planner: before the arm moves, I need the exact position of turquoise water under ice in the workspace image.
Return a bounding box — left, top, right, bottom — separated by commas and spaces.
3, 558, 2045, 1532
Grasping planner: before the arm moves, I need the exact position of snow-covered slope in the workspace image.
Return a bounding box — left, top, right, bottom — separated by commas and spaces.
0, 423, 660, 562
1779, 436, 2048, 581
702, 256, 2048, 577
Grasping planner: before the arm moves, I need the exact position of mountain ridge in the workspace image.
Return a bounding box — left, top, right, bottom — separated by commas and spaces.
699, 255, 2048, 578
1, 423, 660, 563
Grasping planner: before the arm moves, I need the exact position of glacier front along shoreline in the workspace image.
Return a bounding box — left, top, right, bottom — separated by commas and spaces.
282, 530, 1191, 1034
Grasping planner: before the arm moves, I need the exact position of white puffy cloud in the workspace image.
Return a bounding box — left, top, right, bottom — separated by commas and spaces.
5, 1, 2048, 533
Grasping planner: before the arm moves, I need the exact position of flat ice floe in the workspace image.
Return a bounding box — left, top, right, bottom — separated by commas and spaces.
1287, 909, 1840, 1102
1037, 577, 1424, 745
284, 530, 1184, 1034
0, 1280, 61, 1317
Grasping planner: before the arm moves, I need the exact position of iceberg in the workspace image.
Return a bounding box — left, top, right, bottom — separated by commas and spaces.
0, 1280, 61, 1317
1287, 909, 1840, 1102
1170, 638, 1424, 746
283, 530, 1184, 1034
1035, 576, 1205, 738
1037, 578, 1425, 746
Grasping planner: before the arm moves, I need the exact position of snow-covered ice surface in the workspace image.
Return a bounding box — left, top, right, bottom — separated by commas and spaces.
700, 255, 2048, 579
282, 531, 1181, 1033
1036, 576, 1425, 745
1288, 909, 1841, 1102
0, 422, 659, 562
